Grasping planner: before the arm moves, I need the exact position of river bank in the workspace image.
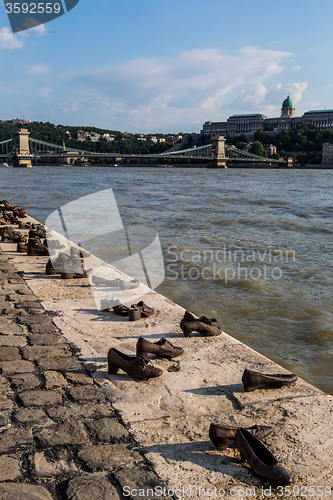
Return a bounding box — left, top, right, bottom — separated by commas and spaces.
0, 211, 332, 498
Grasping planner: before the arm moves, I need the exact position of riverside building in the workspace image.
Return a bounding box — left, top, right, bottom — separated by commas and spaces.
202, 97, 333, 139
322, 142, 333, 165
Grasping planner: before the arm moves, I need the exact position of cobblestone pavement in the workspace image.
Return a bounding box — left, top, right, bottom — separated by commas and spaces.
0, 248, 171, 500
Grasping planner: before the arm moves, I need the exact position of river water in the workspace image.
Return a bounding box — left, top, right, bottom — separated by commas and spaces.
1, 165, 333, 394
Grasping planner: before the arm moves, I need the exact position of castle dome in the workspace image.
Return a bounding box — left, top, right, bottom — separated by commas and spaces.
282, 96, 293, 108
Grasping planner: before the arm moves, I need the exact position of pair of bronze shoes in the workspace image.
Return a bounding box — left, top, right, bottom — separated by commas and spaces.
180, 310, 222, 337
107, 336, 183, 379
92, 275, 140, 290
113, 301, 154, 321
46, 250, 88, 279
242, 368, 298, 392
209, 423, 292, 484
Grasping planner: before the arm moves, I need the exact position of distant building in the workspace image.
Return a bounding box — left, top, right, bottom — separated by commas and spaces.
77, 130, 86, 141
263, 144, 277, 156
3, 118, 32, 125
322, 142, 333, 165
202, 97, 333, 139
89, 133, 100, 142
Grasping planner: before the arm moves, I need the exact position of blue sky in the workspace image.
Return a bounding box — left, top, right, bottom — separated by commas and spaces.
1, 0, 333, 133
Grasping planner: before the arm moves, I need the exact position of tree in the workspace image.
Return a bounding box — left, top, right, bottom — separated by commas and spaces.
249, 141, 266, 157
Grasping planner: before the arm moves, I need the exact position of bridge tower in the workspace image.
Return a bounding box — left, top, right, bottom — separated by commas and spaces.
207, 135, 227, 168
13, 128, 32, 168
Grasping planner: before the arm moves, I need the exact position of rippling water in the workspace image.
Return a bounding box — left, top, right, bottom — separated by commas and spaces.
1, 165, 333, 394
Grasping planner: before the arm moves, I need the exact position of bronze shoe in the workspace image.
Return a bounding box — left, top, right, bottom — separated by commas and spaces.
242, 368, 298, 392
180, 311, 222, 337
128, 308, 142, 321
131, 301, 154, 318
107, 347, 163, 379
17, 241, 28, 253
61, 271, 88, 279
112, 304, 131, 316
51, 252, 85, 275
209, 423, 273, 450
1, 226, 20, 242
27, 237, 49, 256
45, 259, 60, 276
136, 337, 184, 359
29, 228, 46, 239
235, 428, 293, 485
19, 222, 33, 229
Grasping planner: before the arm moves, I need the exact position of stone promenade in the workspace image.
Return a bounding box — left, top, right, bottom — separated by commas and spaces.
1, 216, 333, 500
0, 248, 169, 500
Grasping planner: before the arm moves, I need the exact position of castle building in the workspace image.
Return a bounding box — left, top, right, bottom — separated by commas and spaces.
201, 97, 333, 138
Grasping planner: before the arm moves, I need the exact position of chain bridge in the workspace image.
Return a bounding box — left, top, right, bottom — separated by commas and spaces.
0, 129, 289, 168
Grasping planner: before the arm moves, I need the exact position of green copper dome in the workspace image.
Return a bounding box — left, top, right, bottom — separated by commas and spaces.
282, 96, 293, 108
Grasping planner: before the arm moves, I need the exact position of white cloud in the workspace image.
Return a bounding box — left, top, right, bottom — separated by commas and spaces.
39, 86, 53, 97
23, 63, 51, 75
5, 45, 305, 132
29, 24, 47, 35
54, 46, 293, 131
285, 82, 308, 102
0, 27, 23, 50
17, 22, 48, 37
224, 81, 308, 117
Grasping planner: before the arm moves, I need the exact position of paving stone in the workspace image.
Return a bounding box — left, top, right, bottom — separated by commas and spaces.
37, 420, 89, 447
0, 427, 34, 453
0, 376, 10, 393
2, 293, 20, 300
67, 385, 106, 403
32, 451, 78, 478
8, 277, 24, 284
0, 483, 54, 500
0, 263, 13, 272
22, 345, 71, 361
43, 371, 68, 389
28, 333, 64, 346
0, 414, 9, 427
0, 384, 10, 394
15, 301, 43, 309
0, 455, 22, 481
27, 323, 59, 335
0, 335, 27, 347
10, 372, 40, 390
77, 444, 144, 472
0, 319, 28, 335
1, 308, 19, 315
65, 475, 120, 500
7, 285, 33, 296
47, 403, 114, 421
64, 370, 94, 385
2, 294, 16, 302
0, 359, 35, 375
0, 346, 21, 361
14, 408, 50, 424
37, 357, 82, 371
18, 390, 63, 407
18, 315, 54, 325
113, 468, 169, 500
25, 308, 45, 315
0, 300, 13, 310
0, 394, 14, 411
87, 418, 129, 442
